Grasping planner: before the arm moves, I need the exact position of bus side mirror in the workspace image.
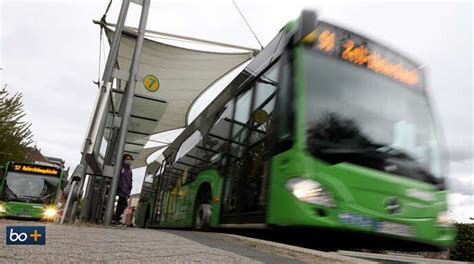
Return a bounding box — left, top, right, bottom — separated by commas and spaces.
61, 177, 68, 190
294, 10, 317, 45
252, 109, 269, 124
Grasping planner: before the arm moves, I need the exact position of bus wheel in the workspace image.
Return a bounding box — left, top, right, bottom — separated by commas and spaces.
194, 203, 212, 231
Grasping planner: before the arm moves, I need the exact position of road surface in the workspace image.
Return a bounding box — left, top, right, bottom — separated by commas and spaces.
0, 219, 362, 263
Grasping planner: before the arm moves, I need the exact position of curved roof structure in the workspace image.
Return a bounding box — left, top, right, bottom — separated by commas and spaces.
106, 27, 255, 132
103, 25, 256, 168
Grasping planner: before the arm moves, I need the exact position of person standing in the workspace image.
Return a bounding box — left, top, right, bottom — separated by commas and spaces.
113, 154, 133, 224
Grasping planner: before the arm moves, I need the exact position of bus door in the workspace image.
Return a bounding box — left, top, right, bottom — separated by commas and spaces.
220, 61, 280, 224
220, 87, 253, 224
240, 64, 279, 220
149, 160, 168, 226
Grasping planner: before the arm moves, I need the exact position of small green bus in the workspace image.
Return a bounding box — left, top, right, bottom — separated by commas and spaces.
136, 10, 455, 250
0, 161, 65, 220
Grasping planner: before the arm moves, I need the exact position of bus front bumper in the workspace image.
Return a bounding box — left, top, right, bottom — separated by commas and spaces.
267, 185, 455, 250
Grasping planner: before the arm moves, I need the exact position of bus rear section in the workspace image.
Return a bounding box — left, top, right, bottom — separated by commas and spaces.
0, 162, 64, 220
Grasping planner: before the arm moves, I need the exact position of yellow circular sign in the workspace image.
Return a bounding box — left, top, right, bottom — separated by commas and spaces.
143, 75, 160, 92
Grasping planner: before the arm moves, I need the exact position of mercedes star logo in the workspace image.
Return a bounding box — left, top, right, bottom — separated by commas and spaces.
384, 197, 402, 215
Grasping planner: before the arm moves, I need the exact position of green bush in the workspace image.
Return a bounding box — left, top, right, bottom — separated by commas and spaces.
450, 223, 473, 261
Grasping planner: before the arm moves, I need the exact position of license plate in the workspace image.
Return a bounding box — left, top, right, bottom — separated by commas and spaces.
376, 221, 414, 237
18, 213, 31, 218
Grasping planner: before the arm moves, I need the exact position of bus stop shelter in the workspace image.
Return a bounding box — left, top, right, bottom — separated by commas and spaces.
68, 0, 258, 225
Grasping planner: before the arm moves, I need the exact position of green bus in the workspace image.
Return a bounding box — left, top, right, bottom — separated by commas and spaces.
136, 10, 454, 249
0, 161, 65, 220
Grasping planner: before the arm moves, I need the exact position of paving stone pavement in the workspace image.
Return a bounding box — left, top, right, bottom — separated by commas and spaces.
0, 219, 303, 263
0, 220, 263, 263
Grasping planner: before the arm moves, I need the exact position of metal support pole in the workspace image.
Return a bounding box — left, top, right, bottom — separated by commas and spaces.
92, 131, 118, 221
103, 0, 150, 225
60, 181, 77, 224
92, 0, 131, 159
88, 176, 101, 221
79, 174, 93, 220
60, 158, 85, 224
80, 0, 131, 221
92, 80, 129, 222
79, 175, 93, 221
69, 200, 79, 223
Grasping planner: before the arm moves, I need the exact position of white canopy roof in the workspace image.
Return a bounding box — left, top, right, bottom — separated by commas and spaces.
131, 145, 166, 170
104, 26, 255, 167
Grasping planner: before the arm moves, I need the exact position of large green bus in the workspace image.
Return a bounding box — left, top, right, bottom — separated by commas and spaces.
0, 161, 65, 220
136, 10, 454, 249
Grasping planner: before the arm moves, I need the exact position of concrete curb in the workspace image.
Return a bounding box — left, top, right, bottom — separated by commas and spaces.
338, 250, 472, 264
220, 233, 377, 263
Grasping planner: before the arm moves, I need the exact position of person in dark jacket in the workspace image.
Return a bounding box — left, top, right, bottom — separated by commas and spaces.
113, 154, 133, 224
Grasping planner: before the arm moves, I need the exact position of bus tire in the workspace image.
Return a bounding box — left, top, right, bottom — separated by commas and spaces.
193, 203, 212, 231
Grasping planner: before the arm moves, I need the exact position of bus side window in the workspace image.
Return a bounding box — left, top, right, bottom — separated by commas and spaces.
205, 99, 235, 171
273, 52, 293, 153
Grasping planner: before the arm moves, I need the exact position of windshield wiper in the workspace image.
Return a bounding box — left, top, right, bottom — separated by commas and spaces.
314, 143, 412, 159
40, 193, 54, 203
318, 148, 372, 154
16, 195, 43, 202
328, 142, 419, 162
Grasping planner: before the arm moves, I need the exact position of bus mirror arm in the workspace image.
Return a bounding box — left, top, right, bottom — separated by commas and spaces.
61, 178, 68, 190
294, 10, 317, 46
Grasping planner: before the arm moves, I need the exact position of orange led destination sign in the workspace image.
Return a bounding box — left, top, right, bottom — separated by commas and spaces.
341, 40, 419, 85
10, 163, 59, 176
309, 25, 421, 86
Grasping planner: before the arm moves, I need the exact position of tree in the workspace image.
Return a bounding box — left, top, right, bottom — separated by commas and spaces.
0, 85, 33, 165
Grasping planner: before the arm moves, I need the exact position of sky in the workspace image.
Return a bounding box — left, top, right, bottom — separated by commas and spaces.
0, 0, 472, 222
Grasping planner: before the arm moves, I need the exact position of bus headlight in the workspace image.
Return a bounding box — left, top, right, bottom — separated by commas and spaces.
436, 211, 452, 227
0, 204, 6, 213
44, 207, 58, 218
285, 178, 336, 207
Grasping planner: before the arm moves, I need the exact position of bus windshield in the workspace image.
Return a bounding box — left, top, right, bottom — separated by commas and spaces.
4, 172, 59, 204
303, 49, 444, 186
